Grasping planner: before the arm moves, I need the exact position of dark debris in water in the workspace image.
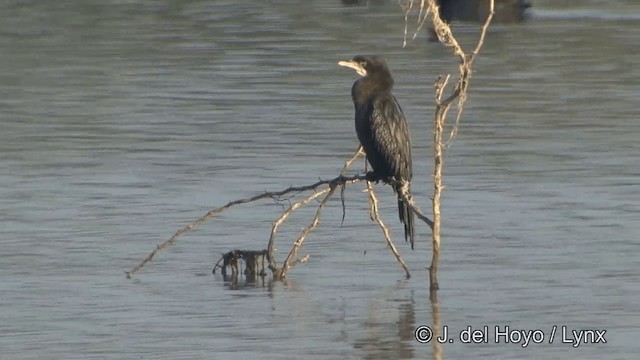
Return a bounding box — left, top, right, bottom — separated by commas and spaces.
213, 249, 268, 282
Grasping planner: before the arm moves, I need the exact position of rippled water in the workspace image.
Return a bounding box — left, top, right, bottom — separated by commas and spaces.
1, 0, 639, 359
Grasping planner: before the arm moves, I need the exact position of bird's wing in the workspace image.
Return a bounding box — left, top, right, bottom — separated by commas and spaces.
369, 95, 413, 181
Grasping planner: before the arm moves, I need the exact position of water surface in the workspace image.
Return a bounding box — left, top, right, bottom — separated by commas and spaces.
1, 0, 638, 359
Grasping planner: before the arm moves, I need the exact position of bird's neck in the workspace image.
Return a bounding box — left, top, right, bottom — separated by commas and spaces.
352, 75, 394, 104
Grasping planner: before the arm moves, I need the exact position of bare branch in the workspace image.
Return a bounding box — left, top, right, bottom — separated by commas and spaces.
469, 1, 495, 65
401, 0, 415, 47
422, 0, 465, 59
341, 146, 365, 176
126, 173, 367, 278
448, 0, 495, 142
283, 254, 310, 272
269, 147, 363, 273
400, 188, 435, 231
278, 184, 339, 279
366, 181, 411, 278
266, 187, 331, 272
434, 74, 450, 104
382, 178, 435, 230
401, 0, 495, 290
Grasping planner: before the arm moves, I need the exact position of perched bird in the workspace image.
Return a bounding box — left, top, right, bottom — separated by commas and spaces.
338, 55, 415, 249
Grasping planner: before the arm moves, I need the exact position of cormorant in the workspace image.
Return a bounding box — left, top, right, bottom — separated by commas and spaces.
338, 55, 415, 249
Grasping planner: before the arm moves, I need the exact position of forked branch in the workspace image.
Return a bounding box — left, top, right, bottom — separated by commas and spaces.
125, 172, 368, 279
126, 146, 431, 280
403, 0, 495, 291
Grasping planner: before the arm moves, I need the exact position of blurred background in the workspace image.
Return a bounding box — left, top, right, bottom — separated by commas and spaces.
1, 1, 638, 359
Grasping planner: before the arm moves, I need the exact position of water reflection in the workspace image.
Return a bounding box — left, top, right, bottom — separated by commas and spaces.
222, 275, 268, 290
430, 288, 443, 360
354, 282, 416, 359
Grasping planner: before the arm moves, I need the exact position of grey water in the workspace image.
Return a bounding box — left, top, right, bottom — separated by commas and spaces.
1, 0, 639, 359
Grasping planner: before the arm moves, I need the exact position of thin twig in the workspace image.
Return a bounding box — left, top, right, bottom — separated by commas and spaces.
383, 178, 435, 230
340, 147, 364, 224
278, 184, 340, 279
448, 0, 495, 142
284, 254, 311, 272
399, 189, 435, 231
401, 0, 414, 47
434, 74, 451, 104
266, 187, 331, 272
341, 146, 365, 176
412, 0, 430, 41
366, 181, 411, 279
268, 147, 364, 273
469, 2, 495, 64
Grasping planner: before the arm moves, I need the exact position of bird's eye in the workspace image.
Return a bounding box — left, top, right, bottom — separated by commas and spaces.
360, 61, 367, 67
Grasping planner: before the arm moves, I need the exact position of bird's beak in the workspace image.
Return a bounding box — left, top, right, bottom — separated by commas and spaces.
338, 60, 367, 76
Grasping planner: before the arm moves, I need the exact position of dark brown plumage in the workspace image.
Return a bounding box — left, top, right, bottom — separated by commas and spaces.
338, 55, 415, 249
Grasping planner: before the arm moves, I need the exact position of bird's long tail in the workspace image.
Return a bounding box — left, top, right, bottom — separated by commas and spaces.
395, 182, 415, 249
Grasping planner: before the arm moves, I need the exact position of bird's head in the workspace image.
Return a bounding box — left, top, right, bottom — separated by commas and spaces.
338, 55, 390, 78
